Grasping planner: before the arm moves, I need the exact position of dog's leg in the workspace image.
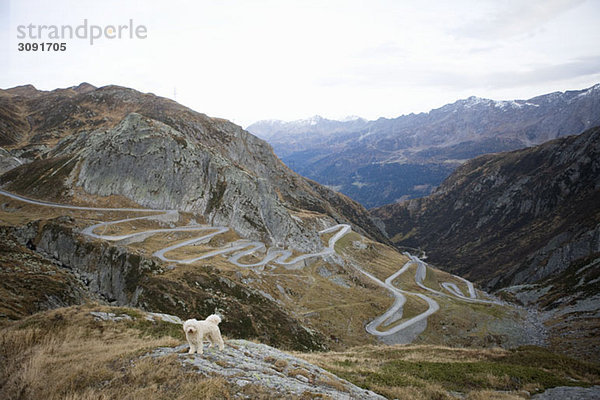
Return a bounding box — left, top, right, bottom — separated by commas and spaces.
197, 335, 203, 354
188, 342, 196, 354
213, 330, 225, 351
206, 333, 214, 348
217, 335, 225, 351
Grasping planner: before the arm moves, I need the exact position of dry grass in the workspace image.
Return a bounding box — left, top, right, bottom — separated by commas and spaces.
314, 372, 348, 393
287, 367, 313, 380
0, 305, 279, 400
336, 231, 410, 281
274, 359, 289, 372
285, 262, 390, 348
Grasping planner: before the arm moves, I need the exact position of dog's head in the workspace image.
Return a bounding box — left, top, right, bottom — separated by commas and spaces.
183, 319, 198, 334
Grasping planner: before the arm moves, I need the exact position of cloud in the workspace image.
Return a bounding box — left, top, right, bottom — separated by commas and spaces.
316, 55, 600, 91
481, 56, 600, 87
436, 55, 600, 89
452, 0, 585, 41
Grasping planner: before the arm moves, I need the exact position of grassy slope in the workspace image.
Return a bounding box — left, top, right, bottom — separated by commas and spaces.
0, 306, 274, 400
2, 306, 597, 400
298, 344, 600, 400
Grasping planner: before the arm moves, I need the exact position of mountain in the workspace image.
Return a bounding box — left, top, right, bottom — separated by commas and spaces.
371, 126, 600, 288
0, 83, 386, 250
248, 115, 369, 144
247, 84, 600, 208
371, 126, 600, 359
0, 83, 545, 355
1, 83, 598, 395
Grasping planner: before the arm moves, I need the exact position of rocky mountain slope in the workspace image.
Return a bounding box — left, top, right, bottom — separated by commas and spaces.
248, 84, 600, 207
371, 126, 600, 289
372, 126, 600, 361
0, 83, 386, 250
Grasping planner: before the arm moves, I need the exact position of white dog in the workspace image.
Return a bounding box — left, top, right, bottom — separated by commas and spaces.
183, 314, 225, 354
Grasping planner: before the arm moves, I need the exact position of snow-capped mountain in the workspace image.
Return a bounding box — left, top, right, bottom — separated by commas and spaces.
247, 84, 600, 208
247, 115, 369, 142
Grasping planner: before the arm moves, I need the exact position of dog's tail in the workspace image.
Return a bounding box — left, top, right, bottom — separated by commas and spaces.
206, 314, 222, 325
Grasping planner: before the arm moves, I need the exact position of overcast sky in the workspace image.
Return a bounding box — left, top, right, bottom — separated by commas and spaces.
1, 0, 599, 126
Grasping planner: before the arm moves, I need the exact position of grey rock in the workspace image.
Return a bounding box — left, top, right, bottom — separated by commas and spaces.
90, 311, 132, 322
145, 312, 183, 325
0, 147, 23, 175
513, 223, 600, 285
531, 385, 600, 399
328, 276, 351, 288
148, 339, 386, 399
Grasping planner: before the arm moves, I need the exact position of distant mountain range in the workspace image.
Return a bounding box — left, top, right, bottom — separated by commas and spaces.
247, 84, 600, 208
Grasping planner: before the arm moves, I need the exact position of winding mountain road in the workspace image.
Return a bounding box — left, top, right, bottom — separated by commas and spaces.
1, 188, 500, 340
0, 189, 348, 269
359, 254, 501, 337
361, 259, 440, 337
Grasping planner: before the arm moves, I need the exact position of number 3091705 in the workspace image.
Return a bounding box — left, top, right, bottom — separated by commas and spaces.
18, 42, 66, 51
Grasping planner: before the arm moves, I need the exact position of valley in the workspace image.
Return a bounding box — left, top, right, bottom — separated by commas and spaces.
0, 82, 598, 399
372, 125, 600, 363
1, 187, 562, 399
0, 188, 523, 348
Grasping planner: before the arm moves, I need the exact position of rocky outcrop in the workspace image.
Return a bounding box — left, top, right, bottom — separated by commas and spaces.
0, 84, 387, 250
15, 217, 161, 306
531, 386, 600, 400
504, 223, 600, 288
149, 340, 384, 399
0, 148, 21, 175
0, 226, 91, 319
372, 126, 600, 290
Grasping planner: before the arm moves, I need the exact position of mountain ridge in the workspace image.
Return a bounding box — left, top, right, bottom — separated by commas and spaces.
248, 83, 600, 208
0, 83, 387, 249
371, 126, 600, 288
